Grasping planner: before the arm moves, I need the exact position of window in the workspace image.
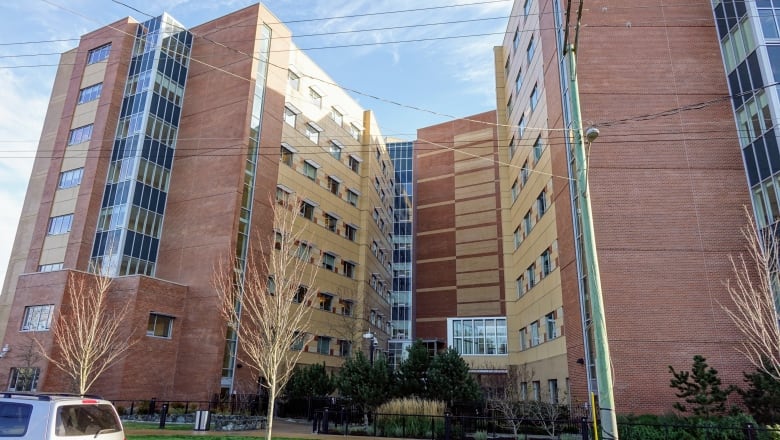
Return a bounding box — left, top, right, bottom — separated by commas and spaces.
348, 123, 361, 141
533, 136, 543, 162
21, 305, 54, 331
309, 87, 322, 108
77, 83, 102, 104
48, 214, 73, 235
513, 29, 520, 50
268, 276, 276, 295
504, 57, 510, 78
331, 107, 343, 125
38, 263, 63, 272
511, 179, 519, 202
287, 69, 300, 90
339, 340, 351, 357
323, 213, 337, 232
345, 224, 357, 241
341, 300, 353, 316
347, 189, 359, 207
450, 317, 507, 355
280, 144, 294, 166
546, 312, 557, 340
303, 160, 319, 180
513, 227, 522, 249
533, 380, 541, 401
516, 275, 524, 298
329, 140, 343, 160
530, 83, 539, 111
520, 161, 529, 185
297, 242, 312, 261
58, 168, 84, 189
283, 104, 300, 127
509, 136, 517, 158
294, 285, 307, 303
541, 248, 553, 276
530, 321, 540, 347
526, 263, 537, 290
515, 69, 523, 93
291, 331, 305, 350
524, 0, 531, 16
87, 44, 111, 64
276, 185, 292, 204
342, 261, 355, 278
527, 35, 535, 64
349, 155, 361, 173
299, 201, 315, 220
519, 327, 527, 351
147, 313, 173, 338
305, 123, 322, 144
518, 114, 526, 139
521, 382, 528, 401
322, 252, 336, 271
8, 367, 40, 392
318, 292, 333, 311
68, 124, 93, 145
548, 379, 559, 404
523, 211, 533, 235
317, 336, 331, 355
537, 190, 548, 217
328, 176, 341, 195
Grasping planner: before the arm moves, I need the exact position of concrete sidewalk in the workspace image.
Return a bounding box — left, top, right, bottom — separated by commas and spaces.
127, 417, 399, 439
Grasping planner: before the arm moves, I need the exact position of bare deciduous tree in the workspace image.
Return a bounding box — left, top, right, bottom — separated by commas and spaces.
485, 364, 535, 438
214, 196, 319, 440
723, 208, 780, 380
36, 270, 137, 395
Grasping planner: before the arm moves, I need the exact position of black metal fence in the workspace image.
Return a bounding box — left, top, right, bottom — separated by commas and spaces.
311, 411, 780, 440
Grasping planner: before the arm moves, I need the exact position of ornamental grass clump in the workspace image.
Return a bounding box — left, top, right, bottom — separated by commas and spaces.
376, 398, 446, 438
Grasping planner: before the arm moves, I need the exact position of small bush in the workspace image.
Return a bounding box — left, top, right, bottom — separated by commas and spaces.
376, 398, 445, 439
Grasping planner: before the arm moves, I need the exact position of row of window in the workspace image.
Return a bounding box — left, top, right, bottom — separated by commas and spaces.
281, 144, 361, 192
77, 83, 103, 104
515, 245, 556, 297
22, 304, 173, 338
292, 333, 353, 357
282, 237, 359, 279
87, 44, 111, 64
519, 378, 560, 404
67, 124, 93, 146
512, 188, 549, 250
287, 68, 362, 141
47, 214, 73, 235
518, 310, 559, 350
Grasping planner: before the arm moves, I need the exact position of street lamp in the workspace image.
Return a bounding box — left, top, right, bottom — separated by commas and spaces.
362, 330, 378, 365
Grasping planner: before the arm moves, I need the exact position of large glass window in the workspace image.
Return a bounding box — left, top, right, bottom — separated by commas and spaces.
68, 124, 93, 145
48, 214, 73, 235
147, 313, 173, 338
21, 305, 54, 331
87, 44, 111, 64
449, 317, 507, 355
7, 368, 39, 392
59, 168, 84, 189
77, 83, 103, 104
317, 336, 331, 355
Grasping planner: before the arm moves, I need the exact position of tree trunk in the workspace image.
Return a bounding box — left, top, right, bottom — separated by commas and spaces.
266, 388, 276, 440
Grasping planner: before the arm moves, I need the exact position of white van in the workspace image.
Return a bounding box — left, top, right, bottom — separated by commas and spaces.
0, 393, 125, 439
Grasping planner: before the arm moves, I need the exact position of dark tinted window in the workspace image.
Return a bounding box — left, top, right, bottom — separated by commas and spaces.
0, 402, 32, 436
56, 404, 121, 436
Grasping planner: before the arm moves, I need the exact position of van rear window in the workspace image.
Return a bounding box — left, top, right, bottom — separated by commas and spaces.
56, 404, 121, 436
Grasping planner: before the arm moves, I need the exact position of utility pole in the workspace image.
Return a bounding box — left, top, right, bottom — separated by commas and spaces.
566, 41, 619, 440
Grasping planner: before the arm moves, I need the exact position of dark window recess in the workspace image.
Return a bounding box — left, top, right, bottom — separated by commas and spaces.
747, 51, 764, 90
729, 70, 744, 109
714, 3, 728, 40
724, 0, 737, 30
766, 132, 780, 174
734, 0, 746, 20
755, 138, 771, 181
737, 61, 753, 98
744, 144, 759, 187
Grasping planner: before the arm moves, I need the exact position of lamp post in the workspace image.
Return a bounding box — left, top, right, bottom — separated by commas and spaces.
362, 331, 377, 365
567, 42, 618, 439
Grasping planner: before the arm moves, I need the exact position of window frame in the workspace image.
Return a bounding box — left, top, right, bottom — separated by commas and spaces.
21, 305, 54, 332
87, 44, 111, 64
147, 313, 174, 338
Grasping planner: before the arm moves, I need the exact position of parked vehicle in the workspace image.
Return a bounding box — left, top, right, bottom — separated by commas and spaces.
0, 392, 125, 439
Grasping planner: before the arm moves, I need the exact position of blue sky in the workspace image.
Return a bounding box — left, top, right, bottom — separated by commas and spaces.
0, 0, 512, 283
